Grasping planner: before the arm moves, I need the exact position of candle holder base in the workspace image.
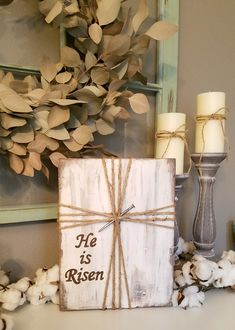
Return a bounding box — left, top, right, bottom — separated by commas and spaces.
191, 153, 227, 259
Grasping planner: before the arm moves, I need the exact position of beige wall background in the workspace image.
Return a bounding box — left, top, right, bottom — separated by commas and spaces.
0, 0, 235, 279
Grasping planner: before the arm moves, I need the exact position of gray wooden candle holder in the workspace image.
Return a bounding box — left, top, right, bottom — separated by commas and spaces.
191, 153, 227, 258
174, 173, 189, 258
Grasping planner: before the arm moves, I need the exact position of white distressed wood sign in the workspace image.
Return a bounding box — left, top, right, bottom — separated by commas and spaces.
58, 158, 175, 310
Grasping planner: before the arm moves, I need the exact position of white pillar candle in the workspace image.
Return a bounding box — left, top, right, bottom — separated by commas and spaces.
155, 112, 186, 175
195, 92, 226, 153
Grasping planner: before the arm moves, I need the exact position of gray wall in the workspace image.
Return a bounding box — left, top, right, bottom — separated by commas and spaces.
177, 0, 235, 254
1, 0, 235, 279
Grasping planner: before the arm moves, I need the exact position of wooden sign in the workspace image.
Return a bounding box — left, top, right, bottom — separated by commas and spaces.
58, 158, 175, 310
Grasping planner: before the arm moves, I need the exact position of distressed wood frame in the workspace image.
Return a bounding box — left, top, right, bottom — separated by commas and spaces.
0, 0, 179, 225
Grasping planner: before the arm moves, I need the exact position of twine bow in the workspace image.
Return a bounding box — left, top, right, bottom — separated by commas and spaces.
155, 124, 192, 173
195, 107, 229, 154
58, 158, 175, 309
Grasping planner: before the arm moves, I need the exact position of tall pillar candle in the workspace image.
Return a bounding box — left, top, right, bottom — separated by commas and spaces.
195, 92, 226, 153
155, 112, 186, 175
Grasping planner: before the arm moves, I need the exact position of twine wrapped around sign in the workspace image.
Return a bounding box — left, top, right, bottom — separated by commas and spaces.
155, 124, 192, 173
58, 158, 175, 309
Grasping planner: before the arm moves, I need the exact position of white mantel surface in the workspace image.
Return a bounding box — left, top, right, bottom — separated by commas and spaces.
8, 290, 235, 330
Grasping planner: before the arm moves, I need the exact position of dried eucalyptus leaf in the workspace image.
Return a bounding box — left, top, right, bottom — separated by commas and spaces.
1, 137, 13, 150
91, 67, 109, 85
131, 35, 150, 54
49, 98, 86, 106
0, 126, 11, 137
88, 23, 102, 44
27, 89, 46, 103
102, 34, 130, 56
112, 59, 128, 79
56, 62, 64, 72
65, 18, 88, 36
1, 113, 27, 129
63, 136, 84, 152
103, 19, 123, 35
71, 125, 92, 145
1, 72, 14, 86
64, 2, 79, 15
70, 105, 88, 124
22, 158, 34, 177
66, 112, 81, 129
61, 46, 81, 67
40, 56, 58, 83
145, 21, 178, 40
132, 0, 148, 33
40, 90, 62, 105
48, 106, 70, 128
45, 0, 63, 24
96, 0, 121, 26
85, 51, 97, 71
34, 110, 49, 132
42, 163, 50, 181
28, 133, 59, 153
83, 98, 103, 115
127, 54, 140, 78
86, 119, 97, 133
41, 76, 51, 91
55, 72, 72, 84
9, 80, 29, 94
104, 91, 122, 106
49, 151, 67, 167
129, 93, 149, 114
83, 86, 107, 97
96, 118, 115, 135
24, 75, 38, 91
0, 90, 32, 113
28, 152, 42, 171
9, 142, 27, 156
108, 79, 126, 92
11, 124, 34, 143
9, 153, 24, 174
38, 0, 58, 16
46, 125, 70, 140
102, 105, 123, 123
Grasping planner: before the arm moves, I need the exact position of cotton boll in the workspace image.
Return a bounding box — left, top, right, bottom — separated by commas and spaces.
27, 285, 48, 305
47, 265, 59, 283
34, 269, 48, 285
0, 270, 9, 286
221, 250, 235, 264
182, 286, 205, 308
174, 273, 187, 288
42, 283, 58, 297
171, 290, 180, 307
0, 314, 14, 330
51, 292, 59, 305
0, 288, 22, 305
13, 277, 31, 292
1, 302, 19, 312
182, 261, 195, 285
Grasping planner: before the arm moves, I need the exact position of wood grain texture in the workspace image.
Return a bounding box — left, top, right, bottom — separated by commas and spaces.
59, 158, 175, 310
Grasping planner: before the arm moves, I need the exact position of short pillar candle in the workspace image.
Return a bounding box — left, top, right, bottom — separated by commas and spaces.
155, 112, 186, 175
195, 91, 226, 153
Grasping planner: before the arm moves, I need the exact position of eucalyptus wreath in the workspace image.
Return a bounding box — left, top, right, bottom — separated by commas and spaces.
0, 0, 177, 178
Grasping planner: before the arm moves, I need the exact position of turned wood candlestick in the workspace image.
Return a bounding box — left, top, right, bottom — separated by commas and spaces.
174, 173, 189, 257
191, 153, 227, 258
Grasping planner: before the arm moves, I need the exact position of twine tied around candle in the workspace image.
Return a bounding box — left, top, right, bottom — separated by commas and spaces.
195, 107, 229, 155
58, 158, 175, 309
155, 124, 192, 173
